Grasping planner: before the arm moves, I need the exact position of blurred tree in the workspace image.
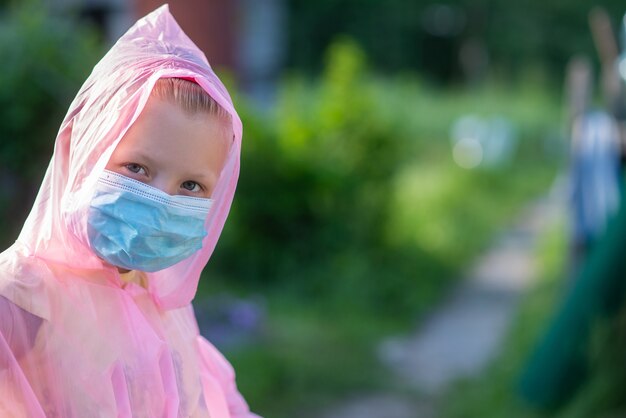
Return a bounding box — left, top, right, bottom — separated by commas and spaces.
0, 1, 101, 248
284, 0, 625, 85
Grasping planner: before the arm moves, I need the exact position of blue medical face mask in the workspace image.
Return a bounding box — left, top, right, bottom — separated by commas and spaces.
87, 170, 212, 273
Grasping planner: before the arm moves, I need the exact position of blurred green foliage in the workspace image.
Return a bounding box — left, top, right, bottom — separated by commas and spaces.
210, 40, 422, 310
200, 39, 563, 416
566, 307, 626, 417
285, 0, 626, 84
0, 1, 101, 244
204, 38, 561, 317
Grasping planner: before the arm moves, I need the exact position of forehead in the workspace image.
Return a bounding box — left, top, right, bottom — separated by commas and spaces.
112, 96, 232, 172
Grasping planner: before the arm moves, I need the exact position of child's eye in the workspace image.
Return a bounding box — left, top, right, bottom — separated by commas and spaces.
181, 181, 202, 193
125, 163, 146, 175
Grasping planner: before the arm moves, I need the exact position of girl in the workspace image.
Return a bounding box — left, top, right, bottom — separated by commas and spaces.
0, 5, 259, 417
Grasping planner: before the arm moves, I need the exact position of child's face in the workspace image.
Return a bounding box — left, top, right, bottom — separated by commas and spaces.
106, 96, 231, 198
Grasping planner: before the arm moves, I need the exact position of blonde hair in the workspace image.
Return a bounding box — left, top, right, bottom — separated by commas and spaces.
152, 78, 230, 121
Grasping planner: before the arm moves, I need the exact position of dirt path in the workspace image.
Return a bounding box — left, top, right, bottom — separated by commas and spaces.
319, 192, 564, 418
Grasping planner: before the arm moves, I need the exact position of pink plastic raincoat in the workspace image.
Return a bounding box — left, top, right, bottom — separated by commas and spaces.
0, 5, 260, 417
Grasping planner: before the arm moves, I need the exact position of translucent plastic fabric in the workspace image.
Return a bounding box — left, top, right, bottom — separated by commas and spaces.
0, 5, 259, 417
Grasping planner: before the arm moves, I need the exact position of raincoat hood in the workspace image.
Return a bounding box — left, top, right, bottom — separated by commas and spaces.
16, 4, 242, 310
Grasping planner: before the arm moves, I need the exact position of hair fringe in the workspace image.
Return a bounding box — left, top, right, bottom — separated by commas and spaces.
152, 78, 230, 121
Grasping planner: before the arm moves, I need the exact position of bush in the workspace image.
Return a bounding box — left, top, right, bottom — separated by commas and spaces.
199, 37, 563, 417
203, 37, 561, 319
